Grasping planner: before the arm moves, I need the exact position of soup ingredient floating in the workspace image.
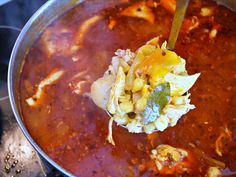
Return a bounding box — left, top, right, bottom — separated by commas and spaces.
91, 37, 200, 145
26, 69, 64, 107
150, 144, 194, 174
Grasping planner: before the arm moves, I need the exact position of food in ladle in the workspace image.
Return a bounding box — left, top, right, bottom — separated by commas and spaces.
91, 37, 200, 145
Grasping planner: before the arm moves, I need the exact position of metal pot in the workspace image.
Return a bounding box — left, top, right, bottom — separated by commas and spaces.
8, 0, 84, 176
7, 0, 236, 176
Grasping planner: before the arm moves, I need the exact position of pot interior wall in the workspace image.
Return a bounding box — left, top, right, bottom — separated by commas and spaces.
8, 0, 83, 176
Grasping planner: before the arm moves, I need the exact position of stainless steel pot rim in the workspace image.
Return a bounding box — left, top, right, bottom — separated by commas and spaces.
8, 0, 76, 176
8, 1, 235, 177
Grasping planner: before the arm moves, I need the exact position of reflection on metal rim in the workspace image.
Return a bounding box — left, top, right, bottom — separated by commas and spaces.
0, 0, 12, 6
214, 0, 236, 12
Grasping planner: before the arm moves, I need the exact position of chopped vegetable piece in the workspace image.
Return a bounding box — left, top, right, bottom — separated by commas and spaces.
107, 66, 126, 114
90, 75, 115, 109
164, 73, 200, 96
126, 44, 156, 90
151, 144, 194, 174
200, 7, 214, 17
206, 167, 222, 177
143, 83, 170, 124
132, 78, 145, 92
209, 28, 218, 39
120, 2, 155, 24
138, 47, 181, 81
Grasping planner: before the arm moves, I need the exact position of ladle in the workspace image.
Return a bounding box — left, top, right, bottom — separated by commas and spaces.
106, 0, 191, 131
168, 0, 190, 50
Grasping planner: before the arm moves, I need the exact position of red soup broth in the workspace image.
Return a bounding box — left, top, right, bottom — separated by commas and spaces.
19, 0, 236, 176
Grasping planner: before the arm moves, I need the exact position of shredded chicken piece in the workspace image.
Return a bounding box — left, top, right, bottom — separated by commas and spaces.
91, 49, 134, 111
40, 28, 77, 58
40, 29, 56, 57
107, 66, 126, 114
120, 1, 155, 24
151, 144, 193, 174
182, 16, 199, 33
107, 117, 115, 146
70, 70, 89, 81
72, 81, 88, 95
68, 70, 92, 96
206, 167, 222, 177
76, 15, 102, 43
215, 127, 232, 156
26, 70, 64, 106
189, 143, 225, 169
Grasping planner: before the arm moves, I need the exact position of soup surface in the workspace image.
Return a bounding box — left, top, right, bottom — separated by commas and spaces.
19, 0, 236, 176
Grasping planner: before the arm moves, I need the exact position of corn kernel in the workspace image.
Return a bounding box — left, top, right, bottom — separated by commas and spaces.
135, 97, 147, 112
120, 59, 130, 73
144, 123, 156, 134
119, 94, 131, 103
126, 119, 143, 133
150, 78, 165, 89
172, 96, 184, 105
141, 85, 150, 98
113, 114, 129, 125
119, 101, 134, 113
132, 78, 145, 93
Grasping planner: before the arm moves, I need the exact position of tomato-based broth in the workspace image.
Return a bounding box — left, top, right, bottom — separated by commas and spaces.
19, 0, 236, 176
